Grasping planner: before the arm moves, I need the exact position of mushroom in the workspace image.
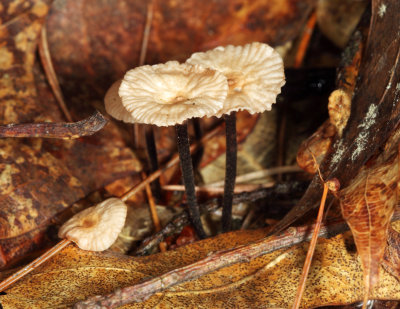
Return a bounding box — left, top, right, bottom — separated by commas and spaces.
0, 198, 127, 292
107, 61, 228, 238
187, 42, 285, 232
105, 80, 162, 199
58, 197, 127, 251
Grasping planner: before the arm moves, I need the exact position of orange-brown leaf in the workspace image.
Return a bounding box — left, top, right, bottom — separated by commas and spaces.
340, 153, 398, 298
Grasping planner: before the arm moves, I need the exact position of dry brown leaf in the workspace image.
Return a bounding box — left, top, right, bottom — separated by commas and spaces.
3, 224, 400, 308
340, 152, 399, 300
45, 0, 315, 99
0, 0, 141, 267
316, 0, 368, 48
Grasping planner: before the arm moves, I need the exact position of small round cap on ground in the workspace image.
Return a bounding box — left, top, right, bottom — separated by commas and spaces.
187, 42, 285, 117
58, 198, 127, 251
104, 79, 136, 123
118, 61, 228, 126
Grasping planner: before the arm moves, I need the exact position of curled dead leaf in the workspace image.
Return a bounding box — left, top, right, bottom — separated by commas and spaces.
340, 152, 399, 300
296, 121, 336, 174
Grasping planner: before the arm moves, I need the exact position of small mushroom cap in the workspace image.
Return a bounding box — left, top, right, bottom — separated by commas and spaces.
104, 79, 136, 123
118, 61, 228, 126
58, 198, 127, 251
187, 42, 285, 117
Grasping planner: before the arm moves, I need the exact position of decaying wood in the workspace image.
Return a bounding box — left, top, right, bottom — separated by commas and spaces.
0, 111, 107, 139
271, 0, 400, 235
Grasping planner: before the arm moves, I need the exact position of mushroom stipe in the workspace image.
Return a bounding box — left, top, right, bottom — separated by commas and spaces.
175, 122, 207, 239
145, 125, 162, 201
187, 42, 286, 232
222, 111, 238, 232
191, 118, 204, 171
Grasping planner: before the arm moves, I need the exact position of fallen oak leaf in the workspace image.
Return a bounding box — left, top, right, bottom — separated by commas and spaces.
0, 110, 107, 139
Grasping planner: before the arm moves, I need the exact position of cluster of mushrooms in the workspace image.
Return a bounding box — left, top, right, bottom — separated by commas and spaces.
105, 42, 286, 238
0, 42, 285, 292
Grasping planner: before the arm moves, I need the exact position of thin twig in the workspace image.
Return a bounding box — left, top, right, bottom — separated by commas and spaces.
135, 181, 309, 256
38, 26, 73, 122
133, 0, 154, 149
294, 11, 317, 68
161, 182, 275, 194
0, 110, 107, 139
143, 172, 162, 232
139, 0, 154, 66
292, 183, 328, 309
143, 172, 166, 253
209, 165, 301, 187
291, 152, 339, 308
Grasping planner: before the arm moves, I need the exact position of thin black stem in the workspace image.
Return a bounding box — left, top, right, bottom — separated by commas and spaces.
145, 125, 161, 201
191, 118, 204, 171
222, 112, 237, 232
175, 122, 207, 239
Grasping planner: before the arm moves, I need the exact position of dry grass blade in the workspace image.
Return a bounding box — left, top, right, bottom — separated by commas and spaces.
38, 26, 73, 122
292, 182, 329, 309
294, 11, 317, 68
0, 239, 71, 292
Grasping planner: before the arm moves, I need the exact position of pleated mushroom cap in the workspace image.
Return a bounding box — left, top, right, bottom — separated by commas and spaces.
58, 198, 127, 251
118, 61, 228, 126
104, 79, 136, 123
187, 42, 285, 117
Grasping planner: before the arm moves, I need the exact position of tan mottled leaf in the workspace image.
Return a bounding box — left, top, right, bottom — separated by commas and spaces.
3, 224, 400, 308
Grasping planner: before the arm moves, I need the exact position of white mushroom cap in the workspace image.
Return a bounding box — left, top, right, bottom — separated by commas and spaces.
58, 198, 127, 251
118, 61, 228, 126
187, 42, 285, 117
104, 79, 136, 123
